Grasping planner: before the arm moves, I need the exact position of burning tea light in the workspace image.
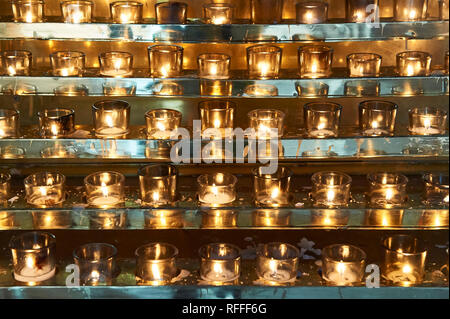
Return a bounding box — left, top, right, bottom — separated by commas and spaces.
0, 173, 11, 201
250, 0, 283, 24
243, 84, 278, 97
310, 209, 350, 226
248, 109, 285, 139
440, 0, 449, 20
423, 173, 449, 206
74, 243, 117, 285
50, 51, 85, 76
199, 243, 241, 283
1, 50, 32, 76
418, 210, 449, 227
396, 51, 431, 77
256, 243, 299, 283
304, 102, 342, 138
298, 45, 333, 79
322, 244, 366, 286
197, 53, 231, 80
144, 209, 184, 228
89, 211, 127, 229
394, 0, 427, 21
296, 1, 328, 24
382, 235, 427, 286
359, 100, 398, 136
54, 84, 89, 96
367, 173, 408, 208
201, 210, 237, 228
247, 45, 282, 79
139, 164, 178, 206
203, 3, 233, 24
103, 81, 136, 96
253, 166, 292, 207
152, 81, 184, 95
9, 231, 56, 283
92, 100, 130, 137
99, 51, 133, 77
252, 210, 291, 227
135, 243, 178, 285
346, 0, 379, 23
12, 0, 44, 22
198, 173, 237, 206
61, 0, 93, 23
295, 81, 329, 97
155, 1, 188, 24
0, 109, 20, 138
110, 1, 143, 24
145, 109, 181, 139
345, 80, 380, 97
37, 108, 75, 138
24, 172, 66, 207
347, 53, 381, 77
84, 171, 125, 208
148, 45, 183, 78
364, 209, 404, 227
199, 100, 235, 137
32, 211, 72, 229
408, 107, 447, 136
200, 80, 232, 96
311, 171, 352, 207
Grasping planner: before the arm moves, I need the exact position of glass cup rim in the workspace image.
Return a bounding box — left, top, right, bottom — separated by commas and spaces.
145, 108, 182, 119
298, 45, 333, 53
248, 108, 285, 120
423, 173, 449, 188
135, 242, 179, 262
347, 53, 382, 61
155, 1, 188, 9
138, 163, 178, 179
304, 102, 342, 113
408, 106, 448, 117
397, 51, 431, 60
247, 44, 282, 54
37, 107, 75, 119
9, 231, 56, 252
11, 0, 44, 4
50, 51, 86, 59
54, 84, 89, 95
359, 100, 398, 111
295, 1, 328, 9
198, 242, 241, 261
1, 50, 32, 58
73, 242, 118, 262
311, 171, 352, 186
197, 172, 237, 187
322, 244, 367, 262
83, 171, 125, 187
367, 172, 408, 186
256, 242, 300, 261
61, 0, 93, 6
99, 51, 133, 59
0, 108, 20, 118
24, 171, 66, 187
252, 166, 293, 179
92, 99, 130, 111
198, 99, 236, 111
381, 234, 427, 256
197, 53, 231, 62
203, 2, 234, 9
148, 44, 184, 53
110, 0, 143, 7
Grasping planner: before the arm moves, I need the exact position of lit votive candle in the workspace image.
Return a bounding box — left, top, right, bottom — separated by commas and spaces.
311, 171, 352, 207
199, 243, 240, 284
252, 209, 292, 227
0, 173, 11, 201
92, 100, 130, 137
12, 0, 44, 23
203, 3, 233, 24
394, 0, 427, 21
367, 172, 408, 208
440, 0, 449, 20
99, 51, 133, 77
40, 145, 76, 159
1, 50, 32, 76
199, 100, 235, 138
50, 51, 85, 77
359, 100, 397, 136
155, 1, 188, 24
139, 164, 178, 206
197, 53, 231, 80
61, 0, 93, 23
37, 108, 75, 138
9, 231, 56, 283
103, 80, 136, 96
200, 80, 232, 96
423, 173, 449, 206
135, 243, 178, 285
295, 81, 329, 97
408, 107, 448, 135
298, 45, 333, 78
396, 51, 431, 77
310, 209, 350, 226
322, 244, 366, 286
84, 171, 125, 208
32, 211, 72, 229
74, 243, 118, 285
148, 45, 183, 78
89, 211, 127, 229
24, 172, 66, 207
250, 0, 283, 24
144, 209, 184, 229
382, 235, 427, 286
152, 81, 184, 95
110, 1, 143, 24
54, 84, 89, 96
253, 166, 292, 207
198, 173, 237, 207
296, 1, 328, 24
256, 242, 299, 283
364, 209, 404, 227
418, 209, 449, 227
346, 0, 379, 23
0, 211, 16, 229
201, 209, 238, 228
344, 80, 380, 97
304, 102, 342, 138
248, 109, 285, 139
145, 109, 181, 139
347, 53, 381, 77
0, 109, 20, 138
247, 45, 282, 79
243, 84, 278, 97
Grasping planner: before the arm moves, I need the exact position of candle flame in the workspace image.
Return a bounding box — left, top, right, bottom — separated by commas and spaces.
213, 262, 223, 275
71, 11, 83, 23
101, 181, 109, 197
327, 189, 335, 202
423, 117, 431, 129
209, 64, 218, 75
311, 62, 318, 74
258, 62, 269, 77
160, 65, 169, 78
434, 215, 441, 227
25, 12, 33, 23
213, 119, 221, 128
7, 66, 16, 76
269, 259, 277, 273
355, 11, 364, 22
39, 186, 47, 196
402, 264, 412, 274
105, 115, 114, 128
51, 124, 59, 136
113, 58, 122, 71
25, 255, 35, 269
271, 187, 280, 199
444, 194, 449, 203
406, 64, 415, 76
151, 263, 161, 280
382, 215, 389, 226
211, 185, 218, 196
90, 270, 100, 280
337, 262, 346, 275
317, 121, 326, 130
408, 9, 417, 20
0, 128, 5, 136
385, 188, 394, 201
305, 11, 313, 23
371, 121, 379, 129
156, 122, 166, 132
61, 68, 70, 77
120, 13, 131, 23
152, 191, 160, 202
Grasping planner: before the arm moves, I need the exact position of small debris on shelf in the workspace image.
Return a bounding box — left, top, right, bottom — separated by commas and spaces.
295, 202, 304, 208
7, 196, 18, 204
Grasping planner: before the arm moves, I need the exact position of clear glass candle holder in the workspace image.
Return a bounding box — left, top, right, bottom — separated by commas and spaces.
152, 81, 184, 95
84, 171, 125, 208
199, 100, 235, 137
346, 0, 379, 23
396, 51, 431, 77
32, 211, 72, 229
247, 45, 282, 79
61, 0, 93, 23
0, 173, 11, 201
408, 107, 448, 136
203, 3, 233, 24
253, 166, 293, 207
382, 235, 427, 286
243, 84, 278, 97
144, 209, 184, 229
197, 53, 231, 80
99, 51, 133, 77
155, 1, 187, 24
145, 109, 181, 139
296, 1, 328, 24
199, 243, 241, 284
1, 50, 32, 76
295, 81, 329, 97
148, 45, 183, 78
322, 244, 366, 286
311, 171, 352, 208
50, 51, 85, 77
310, 209, 350, 226
364, 209, 404, 227
359, 100, 398, 136
0, 109, 20, 138
103, 80, 136, 96
250, 0, 284, 24
248, 109, 285, 139
347, 53, 382, 77
12, 0, 44, 22
298, 45, 333, 79
256, 242, 299, 283
139, 164, 178, 207
394, 0, 427, 21
92, 100, 130, 138
423, 173, 449, 206
24, 172, 66, 207
440, 0, 449, 20
0, 211, 16, 229
304, 102, 342, 138
135, 243, 178, 285
367, 173, 408, 208
54, 84, 89, 96
9, 231, 56, 283
73, 243, 117, 286
418, 210, 449, 227
89, 211, 127, 229
198, 173, 237, 207
344, 80, 380, 97
252, 209, 292, 227
201, 209, 238, 228
200, 80, 232, 96
37, 108, 75, 138
110, 1, 143, 24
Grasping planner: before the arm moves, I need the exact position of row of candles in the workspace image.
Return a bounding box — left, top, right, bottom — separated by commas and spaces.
8, 0, 450, 24
0, 100, 447, 140
2, 47, 448, 79
0, 168, 448, 208
7, 231, 440, 287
